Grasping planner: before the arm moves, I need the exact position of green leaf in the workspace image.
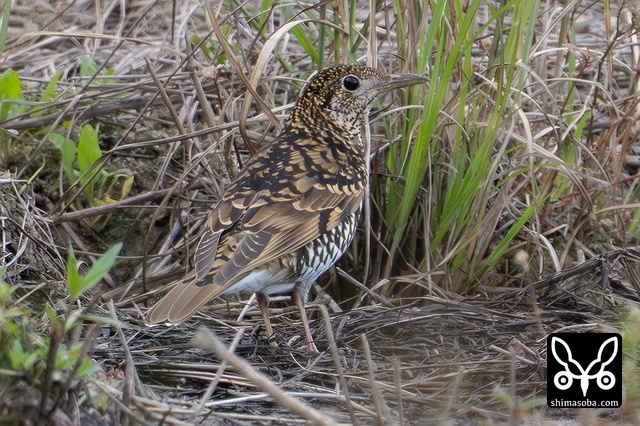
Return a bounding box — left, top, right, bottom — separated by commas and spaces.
0, 68, 23, 120
74, 243, 122, 301
80, 55, 99, 78
29, 332, 47, 349
49, 133, 78, 181
80, 314, 123, 327
290, 25, 318, 64
76, 356, 100, 379
0, 69, 20, 100
0, 278, 13, 302
41, 71, 62, 103
55, 346, 75, 372
18, 159, 46, 195
77, 124, 102, 203
8, 340, 37, 371
0, 0, 12, 59
475, 203, 537, 280
77, 125, 101, 174
64, 309, 83, 332
191, 35, 213, 60
79, 55, 113, 85
8, 340, 25, 371
66, 246, 81, 302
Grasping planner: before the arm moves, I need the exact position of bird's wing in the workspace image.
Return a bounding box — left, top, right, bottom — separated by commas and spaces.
193, 197, 247, 280
211, 181, 363, 287
144, 184, 362, 325
145, 139, 364, 325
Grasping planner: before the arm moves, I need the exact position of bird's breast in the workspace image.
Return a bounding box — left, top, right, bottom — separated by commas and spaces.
295, 209, 361, 283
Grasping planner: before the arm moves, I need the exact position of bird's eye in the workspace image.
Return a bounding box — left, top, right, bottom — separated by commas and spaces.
342, 75, 360, 91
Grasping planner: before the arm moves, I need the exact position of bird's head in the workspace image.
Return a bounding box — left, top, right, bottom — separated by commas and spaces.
287, 65, 427, 136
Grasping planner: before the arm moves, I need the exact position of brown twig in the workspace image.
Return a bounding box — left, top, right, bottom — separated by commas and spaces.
50, 179, 208, 223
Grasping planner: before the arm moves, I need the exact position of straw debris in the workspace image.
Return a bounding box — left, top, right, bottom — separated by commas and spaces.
1, 0, 640, 424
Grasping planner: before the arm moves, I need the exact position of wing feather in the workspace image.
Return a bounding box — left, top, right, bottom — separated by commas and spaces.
145, 135, 365, 325
212, 188, 362, 286
194, 229, 221, 279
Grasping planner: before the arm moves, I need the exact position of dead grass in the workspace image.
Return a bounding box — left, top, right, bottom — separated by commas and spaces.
1, 0, 640, 424
90, 248, 638, 424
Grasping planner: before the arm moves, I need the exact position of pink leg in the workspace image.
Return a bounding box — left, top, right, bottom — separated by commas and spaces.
293, 289, 318, 352
256, 293, 277, 347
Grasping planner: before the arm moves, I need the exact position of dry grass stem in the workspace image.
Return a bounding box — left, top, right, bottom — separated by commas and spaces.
1, 1, 639, 424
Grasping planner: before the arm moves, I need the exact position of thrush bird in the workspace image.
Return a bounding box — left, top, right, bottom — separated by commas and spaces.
145, 65, 426, 351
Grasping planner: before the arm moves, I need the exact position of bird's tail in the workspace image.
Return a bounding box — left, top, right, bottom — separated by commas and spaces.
144, 272, 225, 325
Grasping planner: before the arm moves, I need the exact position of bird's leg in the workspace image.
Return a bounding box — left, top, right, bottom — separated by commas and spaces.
256, 293, 277, 347
292, 288, 318, 352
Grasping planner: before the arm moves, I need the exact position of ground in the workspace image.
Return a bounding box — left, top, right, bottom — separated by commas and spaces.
1, 1, 640, 424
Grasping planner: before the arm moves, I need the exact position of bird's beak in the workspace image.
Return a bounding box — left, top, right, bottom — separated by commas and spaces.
371, 73, 428, 95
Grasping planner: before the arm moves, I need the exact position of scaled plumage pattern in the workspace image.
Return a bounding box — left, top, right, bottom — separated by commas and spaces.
145, 65, 427, 351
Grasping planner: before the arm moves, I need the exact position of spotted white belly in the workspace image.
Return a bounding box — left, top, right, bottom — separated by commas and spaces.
220, 211, 359, 297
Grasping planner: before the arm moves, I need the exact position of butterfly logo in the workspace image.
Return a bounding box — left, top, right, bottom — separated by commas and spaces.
551, 336, 617, 397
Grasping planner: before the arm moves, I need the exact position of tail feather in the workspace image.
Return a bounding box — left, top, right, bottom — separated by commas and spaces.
144, 274, 227, 325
